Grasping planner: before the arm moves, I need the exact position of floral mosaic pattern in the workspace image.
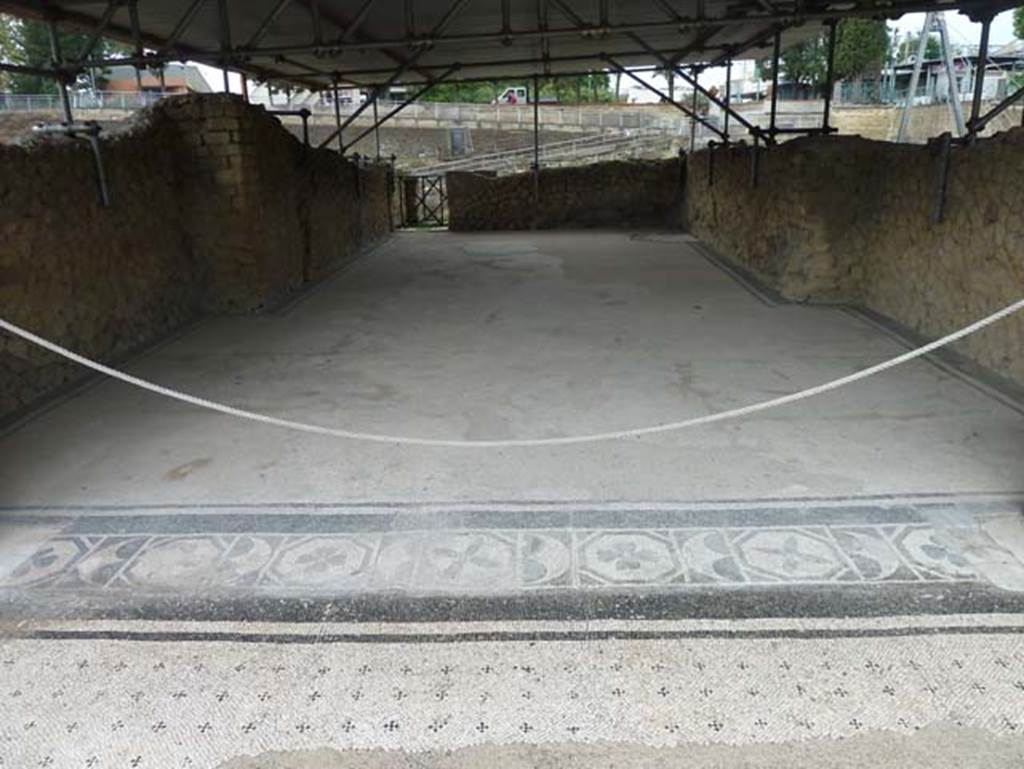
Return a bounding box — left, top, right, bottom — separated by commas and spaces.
5, 520, 1020, 594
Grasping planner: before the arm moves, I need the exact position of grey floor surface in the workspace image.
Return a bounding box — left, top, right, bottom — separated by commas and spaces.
2, 230, 1024, 767
2, 230, 1022, 507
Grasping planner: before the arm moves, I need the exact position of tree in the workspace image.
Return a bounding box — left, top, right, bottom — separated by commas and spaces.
759, 32, 829, 90
834, 19, 890, 81
1014, 6, 1023, 40
896, 32, 941, 63
0, 14, 17, 90
7, 18, 129, 93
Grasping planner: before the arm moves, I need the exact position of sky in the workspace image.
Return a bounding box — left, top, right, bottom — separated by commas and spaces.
191, 8, 1021, 97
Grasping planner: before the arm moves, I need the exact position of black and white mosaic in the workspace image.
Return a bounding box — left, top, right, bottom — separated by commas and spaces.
2, 615, 1024, 765
4, 521, 1010, 593
3, 498, 1023, 612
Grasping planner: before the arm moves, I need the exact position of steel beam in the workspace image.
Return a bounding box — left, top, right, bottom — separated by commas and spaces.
605, 56, 725, 140
723, 58, 731, 140
245, 0, 295, 49
159, 0, 208, 55
316, 54, 424, 149
628, 32, 762, 138
75, 0, 119, 64
897, 13, 931, 143
341, 65, 460, 152
966, 13, 992, 142
47, 18, 74, 124
821, 19, 836, 131
332, 80, 344, 152
967, 79, 1024, 134
768, 29, 781, 140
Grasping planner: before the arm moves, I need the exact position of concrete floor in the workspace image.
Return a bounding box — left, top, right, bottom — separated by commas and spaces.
2, 230, 1022, 507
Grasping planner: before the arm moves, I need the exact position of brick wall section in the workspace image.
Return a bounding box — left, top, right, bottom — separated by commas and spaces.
446, 158, 684, 231
0, 94, 392, 421
686, 128, 1024, 388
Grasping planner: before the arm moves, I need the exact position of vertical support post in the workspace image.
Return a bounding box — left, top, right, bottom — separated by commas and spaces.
373, 89, 382, 160
768, 29, 781, 141
932, 132, 953, 224
967, 13, 992, 143
47, 18, 74, 124
723, 58, 732, 141
532, 73, 540, 218
217, 0, 232, 93
159, 67, 166, 91
129, 0, 144, 92
898, 13, 932, 143
935, 13, 965, 137
750, 133, 760, 188
241, 74, 249, 102
332, 80, 344, 154
822, 19, 837, 131
689, 66, 698, 153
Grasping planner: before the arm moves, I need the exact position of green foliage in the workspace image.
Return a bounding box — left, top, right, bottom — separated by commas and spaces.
896, 32, 941, 63
754, 19, 889, 94
5, 17, 130, 93
0, 14, 16, 89
760, 31, 829, 88
834, 19, 889, 80
1014, 6, 1023, 40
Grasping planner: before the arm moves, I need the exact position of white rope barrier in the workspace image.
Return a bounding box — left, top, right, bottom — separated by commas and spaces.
2, 297, 1022, 448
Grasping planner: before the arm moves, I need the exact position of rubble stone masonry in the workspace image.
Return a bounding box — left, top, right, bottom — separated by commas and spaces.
686, 129, 1024, 389
446, 158, 684, 230
0, 94, 391, 421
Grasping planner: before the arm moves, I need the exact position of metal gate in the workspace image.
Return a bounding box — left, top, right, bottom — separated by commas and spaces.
401, 175, 448, 227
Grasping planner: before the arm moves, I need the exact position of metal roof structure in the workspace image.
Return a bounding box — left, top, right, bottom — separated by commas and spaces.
0, 0, 1015, 89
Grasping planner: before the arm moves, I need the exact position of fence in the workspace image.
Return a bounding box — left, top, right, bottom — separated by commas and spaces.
413, 130, 678, 176
0, 90, 176, 112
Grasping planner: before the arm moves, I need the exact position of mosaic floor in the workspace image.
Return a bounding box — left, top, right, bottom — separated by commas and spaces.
3, 497, 1024, 766
5, 496, 1024, 605
3, 615, 1024, 766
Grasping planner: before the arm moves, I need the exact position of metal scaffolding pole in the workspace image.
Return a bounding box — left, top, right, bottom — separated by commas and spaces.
532, 73, 540, 171
967, 13, 992, 142
768, 29, 781, 140
332, 80, 344, 153
935, 13, 966, 137
47, 19, 73, 124
689, 66, 698, 152
373, 90, 382, 160
822, 19, 837, 131
723, 58, 732, 141
897, 13, 932, 143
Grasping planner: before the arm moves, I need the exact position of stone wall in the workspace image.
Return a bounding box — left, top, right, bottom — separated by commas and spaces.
687, 128, 1024, 388
1, 94, 391, 421
447, 158, 684, 230
832, 102, 1024, 144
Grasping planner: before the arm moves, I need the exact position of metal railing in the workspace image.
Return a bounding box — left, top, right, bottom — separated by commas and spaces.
413, 129, 678, 176
274, 96, 697, 133
0, 91, 176, 112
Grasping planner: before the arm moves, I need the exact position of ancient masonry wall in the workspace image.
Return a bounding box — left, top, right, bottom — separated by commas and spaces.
686, 129, 1024, 389
1, 94, 392, 421
446, 158, 684, 231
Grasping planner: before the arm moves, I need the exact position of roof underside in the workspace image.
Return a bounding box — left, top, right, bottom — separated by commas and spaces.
2, 0, 1010, 88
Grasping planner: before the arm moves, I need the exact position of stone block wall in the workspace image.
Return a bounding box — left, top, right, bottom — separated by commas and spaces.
447, 158, 684, 231
686, 128, 1024, 388
1, 94, 391, 421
